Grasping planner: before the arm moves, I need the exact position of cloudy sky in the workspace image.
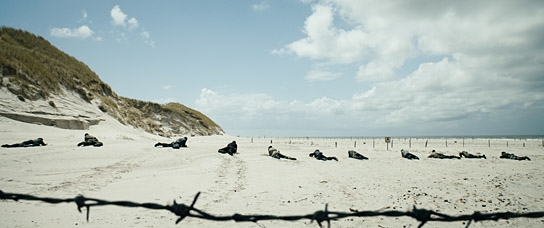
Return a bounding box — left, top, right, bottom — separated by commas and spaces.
1, 0, 543, 137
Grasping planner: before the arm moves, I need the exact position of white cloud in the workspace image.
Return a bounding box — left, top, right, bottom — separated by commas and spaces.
196, 88, 283, 118
305, 69, 341, 81
252, 1, 270, 11
264, 0, 544, 135
110, 5, 139, 30
193, 1, 544, 136
128, 18, 139, 30
110, 5, 154, 47
50, 25, 94, 39
141, 30, 155, 47
356, 61, 395, 82
196, 49, 544, 136
110, 5, 128, 27
276, 4, 368, 64
278, 0, 544, 84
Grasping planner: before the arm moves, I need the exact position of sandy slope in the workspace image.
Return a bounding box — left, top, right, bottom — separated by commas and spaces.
1, 116, 543, 228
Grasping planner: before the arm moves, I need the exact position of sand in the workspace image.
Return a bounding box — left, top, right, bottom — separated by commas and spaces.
1, 115, 543, 228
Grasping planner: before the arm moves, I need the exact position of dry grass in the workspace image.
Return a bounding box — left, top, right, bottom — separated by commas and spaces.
0, 27, 224, 136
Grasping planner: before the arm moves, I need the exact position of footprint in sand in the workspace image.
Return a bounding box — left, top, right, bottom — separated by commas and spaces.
206, 155, 247, 204
37, 158, 142, 195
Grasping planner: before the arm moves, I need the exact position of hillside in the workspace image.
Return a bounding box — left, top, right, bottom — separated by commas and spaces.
0, 27, 224, 136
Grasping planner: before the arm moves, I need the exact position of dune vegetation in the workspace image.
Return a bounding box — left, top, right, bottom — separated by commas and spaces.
0, 27, 223, 136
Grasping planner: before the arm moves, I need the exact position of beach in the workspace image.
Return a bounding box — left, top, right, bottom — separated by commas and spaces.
1, 116, 543, 228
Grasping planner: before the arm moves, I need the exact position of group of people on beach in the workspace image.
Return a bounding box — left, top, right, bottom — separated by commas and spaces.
0, 135, 189, 149
215, 141, 364, 162
400, 149, 529, 160
213, 142, 527, 162
1, 136, 532, 162
1, 133, 104, 148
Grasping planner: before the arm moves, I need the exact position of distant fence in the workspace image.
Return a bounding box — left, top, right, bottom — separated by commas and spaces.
2, 190, 544, 228
254, 137, 544, 150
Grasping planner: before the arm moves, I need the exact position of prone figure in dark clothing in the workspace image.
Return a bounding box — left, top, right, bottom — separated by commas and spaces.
218, 141, 237, 156
155, 137, 187, 149
428, 150, 461, 159
348, 150, 368, 160
268, 146, 296, 160
77, 133, 103, 147
309, 149, 338, 161
459, 151, 486, 159
500, 151, 530, 161
2, 138, 47, 148
401, 149, 419, 160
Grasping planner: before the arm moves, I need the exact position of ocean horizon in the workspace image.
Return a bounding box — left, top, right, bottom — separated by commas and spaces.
249, 135, 544, 140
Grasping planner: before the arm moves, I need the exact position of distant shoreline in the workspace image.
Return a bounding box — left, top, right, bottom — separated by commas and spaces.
245, 135, 544, 140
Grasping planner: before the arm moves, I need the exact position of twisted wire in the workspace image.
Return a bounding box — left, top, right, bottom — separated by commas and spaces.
2, 190, 543, 227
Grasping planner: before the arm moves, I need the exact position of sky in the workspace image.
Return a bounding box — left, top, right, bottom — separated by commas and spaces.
1, 0, 543, 137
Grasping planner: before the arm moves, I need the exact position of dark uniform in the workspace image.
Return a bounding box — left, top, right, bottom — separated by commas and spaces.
2, 138, 47, 148
428, 150, 461, 159
77, 133, 103, 147
155, 137, 187, 149
500, 151, 530, 161
268, 146, 296, 160
459, 151, 486, 159
348, 150, 368, 160
309, 149, 338, 161
401, 149, 419, 160
218, 141, 237, 156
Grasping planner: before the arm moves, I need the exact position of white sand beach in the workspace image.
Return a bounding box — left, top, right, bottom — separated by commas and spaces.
1, 116, 543, 228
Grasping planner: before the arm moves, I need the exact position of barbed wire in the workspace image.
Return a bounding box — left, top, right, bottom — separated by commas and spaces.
1, 189, 543, 228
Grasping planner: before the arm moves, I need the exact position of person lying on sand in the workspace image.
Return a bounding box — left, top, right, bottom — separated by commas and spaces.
459, 151, 486, 159
309, 149, 338, 161
218, 141, 237, 156
500, 151, 530, 161
155, 137, 187, 149
348, 150, 368, 160
268, 146, 296, 160
428, 150, 461, 159
2, 138, 47, 148
77, 133, 103, 147
401, 149, 419, 160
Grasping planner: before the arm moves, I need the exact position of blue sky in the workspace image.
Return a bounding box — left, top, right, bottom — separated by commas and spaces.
2, 0, 543, 137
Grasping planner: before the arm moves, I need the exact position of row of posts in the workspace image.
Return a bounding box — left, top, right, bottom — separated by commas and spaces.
254, 138, 542, 150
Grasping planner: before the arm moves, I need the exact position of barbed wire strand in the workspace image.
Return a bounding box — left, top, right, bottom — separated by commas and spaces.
2, 189, 544, 228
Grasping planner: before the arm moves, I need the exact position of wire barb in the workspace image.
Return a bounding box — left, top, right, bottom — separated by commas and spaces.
311, 204, 331, 228
170, 192, 200, 224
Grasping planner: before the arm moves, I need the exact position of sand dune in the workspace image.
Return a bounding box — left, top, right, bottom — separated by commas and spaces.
1, 116, 543, 227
